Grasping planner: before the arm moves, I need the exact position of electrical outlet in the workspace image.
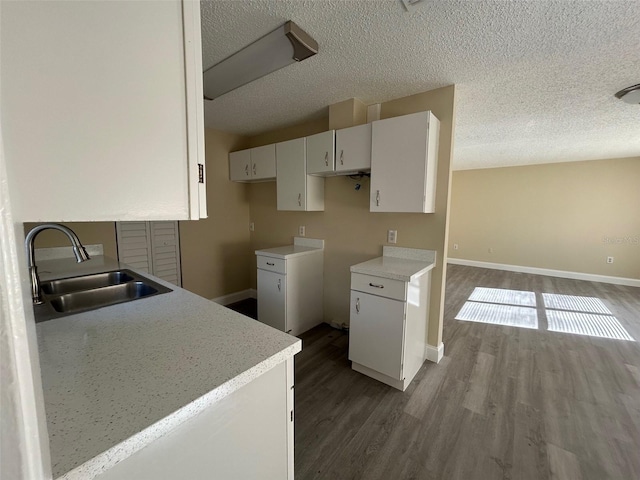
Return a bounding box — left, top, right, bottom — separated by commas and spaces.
488, 248, 494, 254
298, 225, 306, 236
387, 230, 397, 244
607, 256, 614, 264
453, 243, 459, 250
249, 222, 255, 232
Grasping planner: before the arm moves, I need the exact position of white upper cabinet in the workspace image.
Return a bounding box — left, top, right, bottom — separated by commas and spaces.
276, 138, 324, 211
307, 124, 372, 177
370, 111, 440, 213
229, 145, 276, 182
1, 0, 206, 221
306, 131, 335, 175
229, 150, 252, 182
251, 145, 277, 180
335, 123, 372, 175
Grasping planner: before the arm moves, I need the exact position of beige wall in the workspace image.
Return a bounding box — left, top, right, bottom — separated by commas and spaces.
23, 222, 118, 259
179, 129, 251, 299
449, 157, 640, 279
248, 86, 456, 347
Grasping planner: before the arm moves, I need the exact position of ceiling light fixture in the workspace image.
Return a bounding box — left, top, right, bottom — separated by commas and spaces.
614, 84, 640, 104
203, 21, 318, 101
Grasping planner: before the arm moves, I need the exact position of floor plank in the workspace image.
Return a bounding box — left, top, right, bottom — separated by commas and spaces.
294, 265, 640, 479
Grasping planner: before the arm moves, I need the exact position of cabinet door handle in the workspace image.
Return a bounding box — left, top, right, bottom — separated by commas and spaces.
340, 150, 344, 165
266, 262, 275, 266
277, 279, 281, 292
376, 190, 380, 206
355, 297, 360, 313
369, 283, 384, 289
324, 152, 328, 167
245, 164, 249, 176
298, 193, 302, 206
252, 163, 256, 175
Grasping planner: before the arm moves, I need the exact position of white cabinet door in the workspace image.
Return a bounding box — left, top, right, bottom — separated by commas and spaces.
349, 291, 406, 380
335, 124, 372, 174
229, 150, 252, 182
1, 0, 205, 221
257, 270, 287, 332
306, 131, 335, 175
370, 111, 439, 213
276, 138, 307, 211
251, 144, 277, 180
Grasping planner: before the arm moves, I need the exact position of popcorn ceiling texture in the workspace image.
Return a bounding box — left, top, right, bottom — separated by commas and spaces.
200, 0, 640, 170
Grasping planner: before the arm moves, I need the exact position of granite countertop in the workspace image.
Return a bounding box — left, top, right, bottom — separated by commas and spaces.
255, 236, 324, 259
350, 246, 437, 281
35, 256, 301, 480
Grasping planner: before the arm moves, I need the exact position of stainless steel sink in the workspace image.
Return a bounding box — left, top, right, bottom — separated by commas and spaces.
41, 270, 135, 295
34, 269, 172, 322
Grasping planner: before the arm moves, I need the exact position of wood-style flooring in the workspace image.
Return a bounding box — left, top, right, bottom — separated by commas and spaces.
293, 265, 640, 480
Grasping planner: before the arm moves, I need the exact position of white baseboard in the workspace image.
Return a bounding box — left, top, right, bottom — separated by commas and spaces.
447, 258, 640, 288
425, 343, 444, 364
211, 288, 257, 306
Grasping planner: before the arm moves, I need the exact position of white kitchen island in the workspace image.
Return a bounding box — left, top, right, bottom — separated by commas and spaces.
36, 256, 300, 480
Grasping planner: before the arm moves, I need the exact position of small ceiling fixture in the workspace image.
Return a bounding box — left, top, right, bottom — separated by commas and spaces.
203, 21, 318, 101
614, 84, 640, 104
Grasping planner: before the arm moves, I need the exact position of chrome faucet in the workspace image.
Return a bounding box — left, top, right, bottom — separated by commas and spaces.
25, 223, 90, 304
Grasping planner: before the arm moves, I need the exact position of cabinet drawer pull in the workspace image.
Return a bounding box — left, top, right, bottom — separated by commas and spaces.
266, 262, 275, 266
297, 193, 302, 206
356, 297, 360, 313
376, 190, 380, 206
278, 279, 281, 292
245, 164, 249, 176
369, 283, 384, 289
340, 150, 344, 165
324, 152, 328, 166
252, 163, 256, 175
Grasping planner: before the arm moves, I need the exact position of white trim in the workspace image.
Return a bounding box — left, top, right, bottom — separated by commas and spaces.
447, 258, 640, 288
425, 343, 444, 363
211, 289, 257, 306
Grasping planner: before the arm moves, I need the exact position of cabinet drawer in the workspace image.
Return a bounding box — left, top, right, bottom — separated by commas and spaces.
257, 256, 286, 274
351, 273, 406, 301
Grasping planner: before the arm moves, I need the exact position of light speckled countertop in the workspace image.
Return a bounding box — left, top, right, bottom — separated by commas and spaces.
350, 246, 437, 281
35, 256, 301, 479
255, 236, 324, 259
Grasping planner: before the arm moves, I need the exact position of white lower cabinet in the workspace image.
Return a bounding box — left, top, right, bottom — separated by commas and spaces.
349, 290, 405, 379
348, 269, 432, 391
96, 360, 295, 480
257, 269, 287, 331
256, 238, 324, 336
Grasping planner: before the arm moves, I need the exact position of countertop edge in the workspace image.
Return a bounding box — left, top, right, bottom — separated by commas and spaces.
255, 247, 323, 260
60, 340, 302, 480
350, 262, 436, 282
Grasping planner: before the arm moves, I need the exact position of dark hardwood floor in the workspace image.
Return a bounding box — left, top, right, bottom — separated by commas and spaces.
294, 265, 640, 480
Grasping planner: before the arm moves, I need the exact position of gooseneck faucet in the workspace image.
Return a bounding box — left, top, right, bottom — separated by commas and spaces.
25, 223, 90, 304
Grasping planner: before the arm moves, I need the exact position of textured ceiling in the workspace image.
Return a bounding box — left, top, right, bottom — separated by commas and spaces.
200, 0, 640, 170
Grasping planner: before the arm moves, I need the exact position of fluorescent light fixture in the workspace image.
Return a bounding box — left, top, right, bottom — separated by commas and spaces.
614, 84, 640, 104
203, 21, 318, 100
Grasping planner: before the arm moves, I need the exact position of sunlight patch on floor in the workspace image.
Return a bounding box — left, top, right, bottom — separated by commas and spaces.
455, 301, 538, 329
547, 310, 634, 341
469, 287, 536, 306
542, 293, 612, 315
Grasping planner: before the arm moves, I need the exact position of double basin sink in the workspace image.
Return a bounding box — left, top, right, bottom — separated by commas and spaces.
34, 269, 172, 323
